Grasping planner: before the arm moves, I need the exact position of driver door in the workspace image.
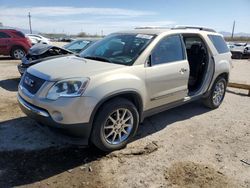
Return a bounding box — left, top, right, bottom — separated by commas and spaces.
145, 34, 189, 109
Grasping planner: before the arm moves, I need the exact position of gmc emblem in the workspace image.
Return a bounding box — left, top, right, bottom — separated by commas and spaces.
24, 76, 34, 87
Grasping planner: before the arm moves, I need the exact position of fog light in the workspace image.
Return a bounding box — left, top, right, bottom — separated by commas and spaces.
52, 111, 63, 121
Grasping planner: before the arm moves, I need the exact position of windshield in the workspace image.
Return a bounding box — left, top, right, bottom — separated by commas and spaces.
80, 33, 155, 65
64, 40, 91, 53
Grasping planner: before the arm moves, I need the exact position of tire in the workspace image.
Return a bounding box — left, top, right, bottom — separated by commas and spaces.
11, 47, 25, 59
236, 52, 243, 59
202, 77, 227, 109
90, 98, 139, 152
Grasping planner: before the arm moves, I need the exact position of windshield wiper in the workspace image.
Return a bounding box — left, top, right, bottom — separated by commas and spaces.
83, 56, 112, 63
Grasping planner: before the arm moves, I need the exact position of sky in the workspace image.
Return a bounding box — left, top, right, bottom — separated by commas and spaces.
0, 0, 250, 35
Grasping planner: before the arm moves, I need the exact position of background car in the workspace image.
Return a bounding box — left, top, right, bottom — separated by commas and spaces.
59, 37, 73, 42
226, 42, 235, 49
230, 42, 250, 59
26, 34, 51, 45
17, 39, 97, 75
27, 37, 40, 45
0, 29, 32, 59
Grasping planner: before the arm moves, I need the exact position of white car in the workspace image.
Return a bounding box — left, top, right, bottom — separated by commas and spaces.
226, 42, 235, 49
26, 34, 51, 45
230, 43, 250, 59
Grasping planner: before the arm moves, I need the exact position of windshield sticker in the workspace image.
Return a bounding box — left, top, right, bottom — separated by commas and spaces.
136, 34, 153, 40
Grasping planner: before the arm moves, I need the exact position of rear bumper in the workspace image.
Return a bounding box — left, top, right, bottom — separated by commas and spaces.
17, 94, 92, 144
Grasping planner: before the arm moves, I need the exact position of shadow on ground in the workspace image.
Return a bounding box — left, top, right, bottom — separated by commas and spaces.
0, 77, 20, 92
135, 101, 210, 141
0, 56, 12, 60
0, 101, 210, 187
0, 147, 104, 188
0, 117, 105, 187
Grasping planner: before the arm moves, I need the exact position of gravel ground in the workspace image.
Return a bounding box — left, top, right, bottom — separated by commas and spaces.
0, 56, 249, 188
230, 59, 250, 84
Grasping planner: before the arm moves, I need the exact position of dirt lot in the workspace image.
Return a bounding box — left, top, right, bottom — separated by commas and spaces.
0, 57, 249, 188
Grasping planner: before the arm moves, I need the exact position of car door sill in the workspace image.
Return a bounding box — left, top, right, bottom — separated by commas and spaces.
150, 89, 188, 101
142, 94, 202, 122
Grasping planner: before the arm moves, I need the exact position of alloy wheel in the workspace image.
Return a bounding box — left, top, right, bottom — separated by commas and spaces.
212, 81, 225, 106
14, 49, 25, 59
103, 108, 133, 145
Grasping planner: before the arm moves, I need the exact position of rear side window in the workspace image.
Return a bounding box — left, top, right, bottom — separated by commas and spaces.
151, 35, 184, 65
14, 31, 25, 38
0, 32, 11, 38
208, 35, 229, 54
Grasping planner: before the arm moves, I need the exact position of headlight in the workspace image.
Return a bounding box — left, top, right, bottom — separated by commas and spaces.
47, 78, 89, 100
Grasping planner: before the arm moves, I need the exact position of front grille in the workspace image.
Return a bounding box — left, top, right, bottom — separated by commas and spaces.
22, 72, 45, 94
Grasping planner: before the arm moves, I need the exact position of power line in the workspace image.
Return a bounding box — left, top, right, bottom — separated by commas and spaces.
231, 20, 235, 39
28, 12, 32, 34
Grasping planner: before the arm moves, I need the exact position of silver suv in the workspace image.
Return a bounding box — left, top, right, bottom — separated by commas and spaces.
18, 26, 232, 151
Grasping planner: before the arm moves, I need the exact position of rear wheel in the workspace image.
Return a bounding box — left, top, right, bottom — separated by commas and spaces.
237, 53, 243, 59
11, 47, 25, 59
91, 98, 139, 152
234, 52, 243, 59
202, 77, 227, 109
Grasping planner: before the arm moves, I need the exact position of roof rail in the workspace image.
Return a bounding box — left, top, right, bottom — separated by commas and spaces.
0, 27, 15, 30
172, 25, 216, 32
134, 26, 170, 29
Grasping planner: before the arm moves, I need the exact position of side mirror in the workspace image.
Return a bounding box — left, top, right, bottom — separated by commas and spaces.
145, 55, 152, 67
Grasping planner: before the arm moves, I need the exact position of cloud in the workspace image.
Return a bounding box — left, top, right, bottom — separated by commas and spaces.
0, 6, 155, 17
0, 6, 175, 34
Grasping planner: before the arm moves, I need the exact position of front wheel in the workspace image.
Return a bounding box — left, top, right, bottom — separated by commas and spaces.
202, 77, 227, 109
91, 98, 139, 152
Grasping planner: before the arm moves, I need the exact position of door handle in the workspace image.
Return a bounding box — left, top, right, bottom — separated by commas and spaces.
179, 68, 187, 73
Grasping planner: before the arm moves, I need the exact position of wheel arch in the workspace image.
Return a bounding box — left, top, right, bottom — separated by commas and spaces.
10, 45, 26, 55
11, 45, 25, 51
217, 72, 229, 83
202, 73, 227, 109
203, 71, 229, 98
89, 90, 143, 126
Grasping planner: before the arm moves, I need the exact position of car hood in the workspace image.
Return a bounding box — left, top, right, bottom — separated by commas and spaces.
28, 43, 72, 55
28, 44, 54, 55
27, 56, 124, 81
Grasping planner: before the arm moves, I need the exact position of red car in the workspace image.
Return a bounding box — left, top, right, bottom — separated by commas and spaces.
0, 29, 32, 59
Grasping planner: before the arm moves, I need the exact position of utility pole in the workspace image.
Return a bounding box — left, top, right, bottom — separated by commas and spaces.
28, 12, 32, 34
231, 20, 235, 39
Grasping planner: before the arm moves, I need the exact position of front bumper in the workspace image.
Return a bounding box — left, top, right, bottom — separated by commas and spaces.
17, 94, 95, 143
18, 56, 32, 75
18, 82, 98, 125
17, 63, 28, 75
18, 94, 49, 117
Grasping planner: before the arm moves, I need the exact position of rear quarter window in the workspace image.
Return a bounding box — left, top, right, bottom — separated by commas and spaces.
14, 31, 25, 38
208, 35, 229, 54
0, 32, 11, 38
